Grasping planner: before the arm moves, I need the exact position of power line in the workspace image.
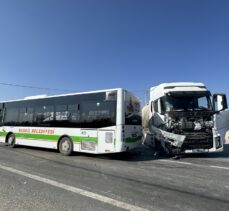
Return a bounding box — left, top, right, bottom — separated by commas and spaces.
0, 82, 149, 93
0, 82, 75, 92
0, 82, 150, 102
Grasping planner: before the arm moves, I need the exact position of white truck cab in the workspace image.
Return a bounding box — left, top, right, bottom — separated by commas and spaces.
142, 82, 229, 154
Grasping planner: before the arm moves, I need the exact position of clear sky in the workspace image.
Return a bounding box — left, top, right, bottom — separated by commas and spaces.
0, 0, 229, 103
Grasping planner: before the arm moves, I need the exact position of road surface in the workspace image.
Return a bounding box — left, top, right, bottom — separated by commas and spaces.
0, 143, 229, 211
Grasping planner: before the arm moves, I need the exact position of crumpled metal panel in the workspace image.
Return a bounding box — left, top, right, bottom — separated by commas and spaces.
150, 126, 186, 148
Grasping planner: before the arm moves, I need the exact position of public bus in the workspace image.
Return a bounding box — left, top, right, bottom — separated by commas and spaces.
0, 89, 142, 155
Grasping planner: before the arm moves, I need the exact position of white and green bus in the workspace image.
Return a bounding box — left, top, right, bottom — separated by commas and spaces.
0, 89, 142, 155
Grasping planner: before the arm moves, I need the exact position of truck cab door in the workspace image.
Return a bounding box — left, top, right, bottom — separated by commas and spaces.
213, 94, 229, 143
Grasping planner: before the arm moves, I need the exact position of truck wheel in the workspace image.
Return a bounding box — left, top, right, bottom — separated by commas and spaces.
7, 134, 16, 148
58, 137, 73, 156
155, 139, 171, 156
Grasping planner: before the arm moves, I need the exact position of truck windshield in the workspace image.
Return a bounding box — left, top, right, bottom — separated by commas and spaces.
161, 94, 212, 112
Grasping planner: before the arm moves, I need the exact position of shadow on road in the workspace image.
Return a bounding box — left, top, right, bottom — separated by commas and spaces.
2, 143, 229, 162
95, 144, 229, 161
0, 143, 157, 162
71, 145, 161, 162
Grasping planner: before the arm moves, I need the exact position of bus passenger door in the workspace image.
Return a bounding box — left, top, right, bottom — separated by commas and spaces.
98, 130, 115, 153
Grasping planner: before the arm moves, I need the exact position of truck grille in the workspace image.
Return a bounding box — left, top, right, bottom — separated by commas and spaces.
182, 132, 213, 150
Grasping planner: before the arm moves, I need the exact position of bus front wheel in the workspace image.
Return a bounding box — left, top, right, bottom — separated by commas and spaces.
58, 137, 73, 156
7, 134, 16, 148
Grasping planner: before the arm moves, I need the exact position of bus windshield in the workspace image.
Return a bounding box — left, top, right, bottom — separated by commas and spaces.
161, 93, 212, 112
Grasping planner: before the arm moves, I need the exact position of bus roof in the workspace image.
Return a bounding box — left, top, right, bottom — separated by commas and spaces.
0, 88, 124, 103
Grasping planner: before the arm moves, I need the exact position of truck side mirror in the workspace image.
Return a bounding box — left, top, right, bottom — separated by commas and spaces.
213, 94, 228, 112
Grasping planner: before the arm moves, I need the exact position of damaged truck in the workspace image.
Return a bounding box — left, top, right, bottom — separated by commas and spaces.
142, 82, 229, 154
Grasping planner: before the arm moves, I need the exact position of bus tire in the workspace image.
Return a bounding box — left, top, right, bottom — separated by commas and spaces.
58, 137, 73, 156
7, 133, 16, 148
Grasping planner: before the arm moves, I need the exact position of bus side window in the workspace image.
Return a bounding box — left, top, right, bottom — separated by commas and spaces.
55, 105, 68, 121
4, 103, 20, 126
81, 101, 115, 128
55, 104, 80, 127
34, 105, 54, 126
0, 104, 3, 125
0, 109, 3, 125
19, 107, 34, 126
68, 104, 80, 123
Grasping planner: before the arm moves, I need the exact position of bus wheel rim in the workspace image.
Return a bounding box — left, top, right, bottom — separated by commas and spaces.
62, 140, 70, 151
8, 136, 14, 145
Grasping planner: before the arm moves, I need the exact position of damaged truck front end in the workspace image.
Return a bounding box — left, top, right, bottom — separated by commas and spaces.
152, 110, 221, 154
142, 83, 229, 155
169, 111, 221, 153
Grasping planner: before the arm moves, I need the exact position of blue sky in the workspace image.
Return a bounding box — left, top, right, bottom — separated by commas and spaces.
0, 0, 229, 103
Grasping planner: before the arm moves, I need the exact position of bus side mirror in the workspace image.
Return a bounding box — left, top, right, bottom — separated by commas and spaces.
213, 94, 228, 112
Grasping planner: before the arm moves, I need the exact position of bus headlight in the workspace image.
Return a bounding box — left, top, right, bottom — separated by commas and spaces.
215, 136, 222, 149
105, 132, 113, 144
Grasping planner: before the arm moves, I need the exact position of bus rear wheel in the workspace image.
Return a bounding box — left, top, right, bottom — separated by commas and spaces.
58, 137, 73, 156
7, 133, 16, 148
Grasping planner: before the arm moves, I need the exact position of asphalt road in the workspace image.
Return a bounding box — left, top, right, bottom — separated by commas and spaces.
0, 143, 229, 211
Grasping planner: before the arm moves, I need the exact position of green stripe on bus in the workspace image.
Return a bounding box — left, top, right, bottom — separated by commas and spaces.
125, 136, 142, 143
0, 132, 7, 136
0, 132, 98, 143
15, 133, 60, 141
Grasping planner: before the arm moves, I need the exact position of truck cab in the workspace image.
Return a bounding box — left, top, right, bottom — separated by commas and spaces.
143, 82, 229, 154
